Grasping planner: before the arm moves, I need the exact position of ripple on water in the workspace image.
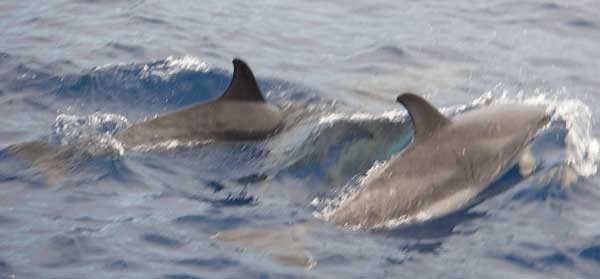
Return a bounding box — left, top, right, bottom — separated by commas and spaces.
579, 245, 600, 263
172, 257, 239, 271
104, 259, 132, 271
501, 250, 575, 272
0, 261, 13, 276
142, 233, 183, 247
538, 2, 562, 10
173, 215, 247, 233
101, 42, 147, 58
34, 235, 107, 268
567, 19, 597, 30
0, 215, 18, 225
163, 274, 207, 279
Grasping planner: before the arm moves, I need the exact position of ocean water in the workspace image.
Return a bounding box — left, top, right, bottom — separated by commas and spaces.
1, 0, 600, 278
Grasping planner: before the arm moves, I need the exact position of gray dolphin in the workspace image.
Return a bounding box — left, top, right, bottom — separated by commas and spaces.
214, 93, 552, 268
325, 93, 550, 229
115, 58, 283, 147
5, 59, 282, 186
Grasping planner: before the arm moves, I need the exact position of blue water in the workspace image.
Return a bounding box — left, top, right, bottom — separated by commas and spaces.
1, 0, 600, 278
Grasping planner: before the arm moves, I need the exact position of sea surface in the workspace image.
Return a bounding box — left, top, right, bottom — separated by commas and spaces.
1, 0, 600, 278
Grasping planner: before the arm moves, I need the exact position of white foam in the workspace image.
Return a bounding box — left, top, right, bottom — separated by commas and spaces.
139, 55, 210, 80
316, 94, 491, 127
52, 112, 130, 155
483, 89, 599, 177
129, 139, 214, 152
317, 110, 408, 126
91, 55, 210, 78
92, 62, 128, 71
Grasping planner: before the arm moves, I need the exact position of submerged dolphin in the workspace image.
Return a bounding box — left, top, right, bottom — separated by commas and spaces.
115, 58, 282, 146
325, 93, 550, 229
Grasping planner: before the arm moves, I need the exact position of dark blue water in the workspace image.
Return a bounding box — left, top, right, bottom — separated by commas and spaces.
1, 1, 600, 278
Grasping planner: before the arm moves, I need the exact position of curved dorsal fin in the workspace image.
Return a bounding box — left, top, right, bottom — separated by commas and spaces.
219, 58, 265, 102
396, 93, 451, 141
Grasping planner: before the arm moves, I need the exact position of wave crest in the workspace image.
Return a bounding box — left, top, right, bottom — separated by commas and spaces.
138, 55, 210, 80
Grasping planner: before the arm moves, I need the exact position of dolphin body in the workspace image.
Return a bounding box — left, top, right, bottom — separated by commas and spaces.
115, 59, 282, 147
5, 59, 282, 186
214, 93, 552, 268
325, 93, 550, 229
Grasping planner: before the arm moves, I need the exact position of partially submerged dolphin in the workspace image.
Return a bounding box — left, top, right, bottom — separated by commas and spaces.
215, 93, 550, 267
115, 58, 283, 146
6, 59, 282, 186
325, 93, 550, 229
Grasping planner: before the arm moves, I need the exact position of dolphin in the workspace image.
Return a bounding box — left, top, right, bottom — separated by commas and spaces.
325, 93, 550, 229
214, 93, 553, 268
4, 59, 282, 186
115, 58, 283, 147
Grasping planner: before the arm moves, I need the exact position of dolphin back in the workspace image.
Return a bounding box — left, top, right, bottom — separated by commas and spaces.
115, 59, 282, 146
327, 94, 549, 229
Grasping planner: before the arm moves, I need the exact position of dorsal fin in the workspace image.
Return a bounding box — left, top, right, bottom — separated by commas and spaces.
396, 93, 451, 141
219, 58, 265, 102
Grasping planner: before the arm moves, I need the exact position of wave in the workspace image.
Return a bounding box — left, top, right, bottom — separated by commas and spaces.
0, 53, 321, 121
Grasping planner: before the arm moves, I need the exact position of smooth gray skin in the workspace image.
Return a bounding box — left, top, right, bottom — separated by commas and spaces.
327, 93, 550, 229
115, 59, 282, 146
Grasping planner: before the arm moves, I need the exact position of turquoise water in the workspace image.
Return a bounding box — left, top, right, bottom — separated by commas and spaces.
1, 1, 600, 278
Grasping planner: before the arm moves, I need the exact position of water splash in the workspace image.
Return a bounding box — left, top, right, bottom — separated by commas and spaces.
485, 89, 599, 177
52, 112, 129, 155
52, 109, 220, 153
92, 55, 211, 79
318, 110, 408, 126
138, 55, 210, 80
316, 93, 493, 127
129, 139, 214, 152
